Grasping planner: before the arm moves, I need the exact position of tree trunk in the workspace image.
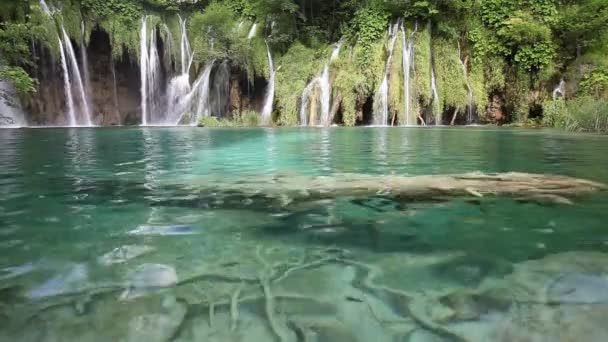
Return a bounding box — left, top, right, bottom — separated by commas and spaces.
451, 108, 459, 126
418, 115, 426, 126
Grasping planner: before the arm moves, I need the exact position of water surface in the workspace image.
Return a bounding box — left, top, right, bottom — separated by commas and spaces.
1, 127, 607, 341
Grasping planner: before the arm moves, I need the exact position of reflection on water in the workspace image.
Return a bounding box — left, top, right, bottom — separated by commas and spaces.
1, 127, 608, 341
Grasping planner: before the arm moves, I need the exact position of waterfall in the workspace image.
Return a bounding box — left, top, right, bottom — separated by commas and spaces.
401, 24, 417, 126
261, 42, 275, 124
553, 79, 566, 100
247, 23, 257, 40
0, 81, 26, 127
178, 15, 193, 75
457, 41, 475, 124
431, 66, 441, 124
373, 22, 400, 126
39, 0, 52, 15
300, 43, 342, 126
61, 28, 93, 126
165, 74, 192, 124
164, 16, 195, 125
190, 61, 215, 125
39, 1, 92, 126
140, 18, 148, 125
58, 37, 77, 126
318, 66, 331, 126
140, 17, 162, 125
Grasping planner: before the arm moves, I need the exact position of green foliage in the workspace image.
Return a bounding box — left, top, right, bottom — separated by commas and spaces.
579, 68, 608, 99
333, 47, 368, 126
274, 42, 324, 125
190, 2, 239, 61
344, 5, 388, 70
434, 39, 468, 111
0, 66, 36, 95
543, 97, 608, 133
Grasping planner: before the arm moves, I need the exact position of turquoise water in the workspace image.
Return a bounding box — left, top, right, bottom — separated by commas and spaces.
1, 127, 608, 341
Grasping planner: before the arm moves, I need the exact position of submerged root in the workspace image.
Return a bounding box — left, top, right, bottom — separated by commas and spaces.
230, 283, 244, 332
261, 277, 289, 342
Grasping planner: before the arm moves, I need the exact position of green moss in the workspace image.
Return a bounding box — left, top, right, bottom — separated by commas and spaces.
414, 25, 432, 108
470, 62, 488, 118
434, 38, 468, 114
274, 42, 324, 126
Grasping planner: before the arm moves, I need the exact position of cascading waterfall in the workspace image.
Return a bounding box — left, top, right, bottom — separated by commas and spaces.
300, 42, 342, 126
373, 22, 400, 126
191, 61, 215, 124
261, 42, 275, 124
40, 0, 93, 126
140, 17, 162, 125
58, 37, 77, 126
457, 41, 475, 124
401, 23, 417, 126
0, 81, 26, 127
61, 27, 93, 126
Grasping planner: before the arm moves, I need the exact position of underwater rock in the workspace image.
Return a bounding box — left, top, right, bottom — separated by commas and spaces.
128, 225, 196, 236
547, 273, 608, 304
98, 245, 155, 266
27, 263, 88, 299
121, 264, 178, 300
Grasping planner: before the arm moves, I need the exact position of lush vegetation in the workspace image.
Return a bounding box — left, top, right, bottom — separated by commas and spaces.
0, 0, 607, 131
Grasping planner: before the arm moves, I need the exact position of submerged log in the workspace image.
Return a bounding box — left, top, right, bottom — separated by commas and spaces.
184, 172, 606, 203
